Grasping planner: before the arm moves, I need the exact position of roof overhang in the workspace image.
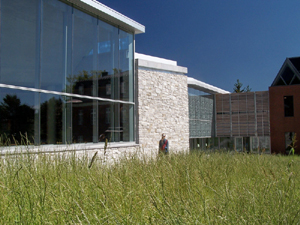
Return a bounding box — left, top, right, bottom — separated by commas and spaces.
135, 53, 188, 74
64, 0, 145, 34
187, 77, 230, 94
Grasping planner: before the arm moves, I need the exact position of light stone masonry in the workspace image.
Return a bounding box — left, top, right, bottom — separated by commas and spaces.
136, 58, 190, 156
0, 143, 143, 165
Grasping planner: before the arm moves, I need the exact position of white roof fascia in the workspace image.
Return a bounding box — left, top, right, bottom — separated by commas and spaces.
135, 53, 177, 66
136, 59, 188, 74
65, 0, 145, 34
187, 77, 230, 94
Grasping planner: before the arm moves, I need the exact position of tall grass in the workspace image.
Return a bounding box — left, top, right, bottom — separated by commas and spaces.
0, 150, 300, 224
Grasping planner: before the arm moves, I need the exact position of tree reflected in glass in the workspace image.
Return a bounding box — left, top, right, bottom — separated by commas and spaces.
0, 94, 34, 145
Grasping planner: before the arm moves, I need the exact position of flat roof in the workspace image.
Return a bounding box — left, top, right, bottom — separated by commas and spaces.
187, 77, 230, 94
135, 53, 177, 66
135, 53, 188, 74
65, 0, 145, 34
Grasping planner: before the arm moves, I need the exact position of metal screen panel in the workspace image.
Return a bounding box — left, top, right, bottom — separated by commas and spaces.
216, 91, 270, 137
189, 94, 214, 138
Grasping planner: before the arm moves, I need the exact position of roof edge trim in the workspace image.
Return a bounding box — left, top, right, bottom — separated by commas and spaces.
135, 53, 177, 66
136, 59, 188, 74
188, 77, 230, 94
65, 0, 145, 34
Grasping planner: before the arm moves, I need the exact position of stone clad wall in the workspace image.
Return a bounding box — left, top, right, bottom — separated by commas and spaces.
136, 60, 189, 155
0, 144, 142, 165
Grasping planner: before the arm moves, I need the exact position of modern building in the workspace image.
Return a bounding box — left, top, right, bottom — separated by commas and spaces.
0, 0, 144, 156
188, 57, 300, 154
269, 57, 300, 154
0, 0, 299, 157
188, 79, 270, 153
0, 0, 190, 159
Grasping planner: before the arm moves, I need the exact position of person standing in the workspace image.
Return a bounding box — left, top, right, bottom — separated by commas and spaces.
159, 133, 169, 154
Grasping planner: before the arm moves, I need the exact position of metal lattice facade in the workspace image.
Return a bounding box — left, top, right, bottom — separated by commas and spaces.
215, 91, 270, 137
189, 94, 214, 138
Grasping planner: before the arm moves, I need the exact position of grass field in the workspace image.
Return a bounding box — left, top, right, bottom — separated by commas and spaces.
0, 150, 300, 224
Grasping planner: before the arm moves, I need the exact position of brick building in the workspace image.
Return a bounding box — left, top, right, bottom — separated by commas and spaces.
269, 57, 300, 154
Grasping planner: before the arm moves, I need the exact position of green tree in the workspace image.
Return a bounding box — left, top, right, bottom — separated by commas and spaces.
233, 79, 252, 93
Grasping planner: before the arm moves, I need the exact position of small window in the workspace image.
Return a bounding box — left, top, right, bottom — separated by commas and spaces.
284, 96, 294, 117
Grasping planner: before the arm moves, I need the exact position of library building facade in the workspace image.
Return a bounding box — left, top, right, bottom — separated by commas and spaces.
0, 0, 299, 157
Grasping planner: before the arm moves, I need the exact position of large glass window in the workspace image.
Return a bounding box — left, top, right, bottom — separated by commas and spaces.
71, 97, 94, 143
121, 104, 134, 142
119, 30, 134, 102
97, 20, 119, 100
72, 8, 98, 95
0, 0, 135, 146
0, 89, 35, 145
41, 0, 72, 93
0, 0, 39, 88
40, 94, 64, 144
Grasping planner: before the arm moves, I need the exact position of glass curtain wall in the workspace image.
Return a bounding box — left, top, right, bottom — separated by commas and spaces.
0, 88, 35, 145
0, 0, 134, 146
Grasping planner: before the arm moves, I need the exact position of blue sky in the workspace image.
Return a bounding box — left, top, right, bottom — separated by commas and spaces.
98, 0, 300, 92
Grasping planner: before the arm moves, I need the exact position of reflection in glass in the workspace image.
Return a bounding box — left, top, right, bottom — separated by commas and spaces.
0, 90, 35, 145
40, 94, 63, 144
97, 20, 119, 100
98, 102, 113, 142
72, 8, 97, 97
0, 0, 39, 88
72, 97, 94, 143
122, 104, 134, 142
99, 102, 121, 142
41, 0, 72, 92
98, 103, 134, 142
0, 0, 135, 146
119, 30, 134, 102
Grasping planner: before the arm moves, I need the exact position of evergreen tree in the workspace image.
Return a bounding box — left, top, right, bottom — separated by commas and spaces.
233, 79, 252, 93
